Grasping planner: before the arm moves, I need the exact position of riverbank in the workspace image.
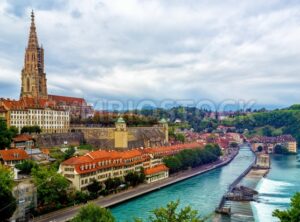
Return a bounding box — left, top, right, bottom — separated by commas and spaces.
32, 148, 239, 222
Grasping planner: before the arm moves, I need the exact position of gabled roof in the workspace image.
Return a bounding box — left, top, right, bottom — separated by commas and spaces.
145, 164, 169, 175
13, 134, 34, 142
0, 149, 29, 161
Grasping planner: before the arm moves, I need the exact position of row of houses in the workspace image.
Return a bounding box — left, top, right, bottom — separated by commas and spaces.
59, 142, 203, 190
249, 135, 297, 153
184, 132, 244, 149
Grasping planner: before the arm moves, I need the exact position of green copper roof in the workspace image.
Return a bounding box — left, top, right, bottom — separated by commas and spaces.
116, 117, 126, 123
159, 118, 167, 124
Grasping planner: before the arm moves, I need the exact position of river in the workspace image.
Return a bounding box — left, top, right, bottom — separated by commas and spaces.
111, 146, 255, 222
252, 152, 300, 222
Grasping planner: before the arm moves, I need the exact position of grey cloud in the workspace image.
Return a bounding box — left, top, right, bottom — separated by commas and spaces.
1, 0, 300, 109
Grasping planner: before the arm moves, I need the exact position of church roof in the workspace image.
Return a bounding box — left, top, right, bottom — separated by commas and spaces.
48, 95, 87, 106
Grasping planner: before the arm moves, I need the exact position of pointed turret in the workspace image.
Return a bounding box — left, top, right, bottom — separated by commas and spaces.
27, 10, 39, 50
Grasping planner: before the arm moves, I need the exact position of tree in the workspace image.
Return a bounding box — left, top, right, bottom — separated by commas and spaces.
164, 156, 182, 173
64, 146, 76, 160
0, 165, 16, 220
262, 126, 272, 136
135, 200, 204, 222
125, 172, 143, 187
273, 192, 300, 222
71, 203, 115, 222
0, 189, 17, 221
21, 125, 42, 134
175, 133, 185, 143
87, 179, 102, 195
15, 159, 38, 174
0, 118, 18, 149
31, 166, 69, 207
104, 178, 122, 192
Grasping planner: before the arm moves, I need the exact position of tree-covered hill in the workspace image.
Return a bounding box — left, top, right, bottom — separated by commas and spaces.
222, 105, 300, 143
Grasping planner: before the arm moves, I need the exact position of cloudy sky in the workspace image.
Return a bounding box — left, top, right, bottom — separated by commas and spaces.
0, 0, 300, 110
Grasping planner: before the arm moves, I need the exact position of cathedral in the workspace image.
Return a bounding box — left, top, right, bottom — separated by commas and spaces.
20, 11, 48, 100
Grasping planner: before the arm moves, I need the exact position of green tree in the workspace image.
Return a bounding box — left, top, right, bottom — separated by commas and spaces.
64, 146, 76, 160
273, 192, 300, 222
125, 172, 143, 187
262, 126, 273, 136
0, 165, 16, 220
71, 203, 115, 222
87, 179, 102, 195
21, 125, 42, 134
15, 159, 38, 174
164, 156, 182, 173
135, 200, 204, 222
175, 133, 185, 143
31, 166, 69, 207
0, 118, 18, 149
104, 178, 122, 192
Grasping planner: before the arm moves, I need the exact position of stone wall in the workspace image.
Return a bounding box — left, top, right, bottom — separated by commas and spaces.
34, 132, 84, 148
70, 126, 167, 149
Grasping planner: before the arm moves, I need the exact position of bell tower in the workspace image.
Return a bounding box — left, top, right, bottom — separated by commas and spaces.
20, 10, 48, 100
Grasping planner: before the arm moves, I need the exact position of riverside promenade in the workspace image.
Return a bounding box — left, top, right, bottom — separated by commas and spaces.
32, 148, 239, 222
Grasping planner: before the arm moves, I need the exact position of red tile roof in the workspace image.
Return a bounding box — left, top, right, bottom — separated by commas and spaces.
62, 143, 203, 175
0, 97, 56, 110
144, 164, 169, 175
0, 149, 29, 161
13, 134, 34, 142
48, 95, 86, 106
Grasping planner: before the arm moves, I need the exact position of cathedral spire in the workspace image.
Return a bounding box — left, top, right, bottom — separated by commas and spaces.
27, 10, 39, 49
21, 11, 48, 100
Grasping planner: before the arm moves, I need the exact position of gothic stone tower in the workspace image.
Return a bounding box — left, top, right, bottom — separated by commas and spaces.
20, 11, 48, 100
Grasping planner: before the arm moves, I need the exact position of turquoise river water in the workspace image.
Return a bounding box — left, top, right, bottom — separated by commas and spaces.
111, 146, 255, 221
252, 152, 300, 222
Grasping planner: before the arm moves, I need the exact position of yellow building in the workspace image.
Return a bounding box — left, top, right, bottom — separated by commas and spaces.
114, 117, 128, 149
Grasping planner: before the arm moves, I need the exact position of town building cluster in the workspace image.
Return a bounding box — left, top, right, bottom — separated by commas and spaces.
249, 135, 297, 153
184, 131, 244, 150
59, 142, 202, 190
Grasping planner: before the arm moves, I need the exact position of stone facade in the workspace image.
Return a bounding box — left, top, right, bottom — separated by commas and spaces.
20, 11, 47, 100
34, 132, 84, 148
70, 118, 168, 150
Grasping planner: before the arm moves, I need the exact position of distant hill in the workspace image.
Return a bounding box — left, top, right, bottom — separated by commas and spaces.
222, 105, 300, 143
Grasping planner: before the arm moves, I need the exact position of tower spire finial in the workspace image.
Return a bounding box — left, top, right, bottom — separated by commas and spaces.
31, 10, 34, 21
27, 10, 38, 49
